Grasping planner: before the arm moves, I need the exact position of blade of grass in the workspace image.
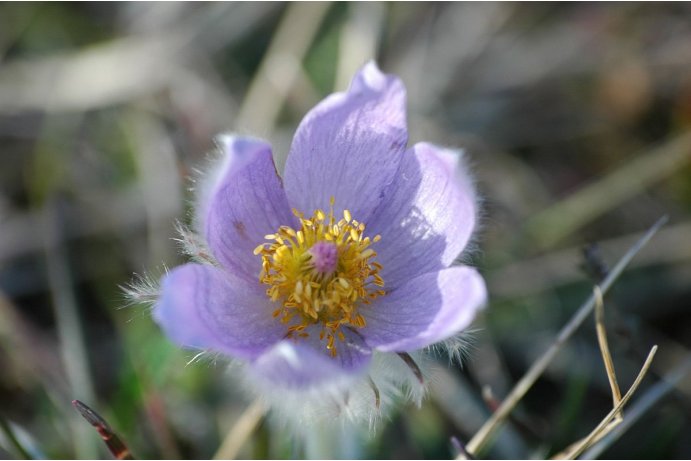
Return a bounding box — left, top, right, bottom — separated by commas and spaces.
462, 216, 667, 458
0, 413, 32, 459
43, 199, 99, 459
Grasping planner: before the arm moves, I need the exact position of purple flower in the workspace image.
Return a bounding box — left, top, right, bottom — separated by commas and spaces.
151, 62, 486, 423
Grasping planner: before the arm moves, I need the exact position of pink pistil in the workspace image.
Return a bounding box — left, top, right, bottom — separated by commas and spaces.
309, 241, 338, 275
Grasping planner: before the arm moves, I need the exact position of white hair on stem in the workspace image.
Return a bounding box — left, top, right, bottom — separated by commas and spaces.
231, 350, 432, 438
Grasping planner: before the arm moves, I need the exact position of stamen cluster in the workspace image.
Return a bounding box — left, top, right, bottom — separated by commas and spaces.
254, 199, 385, 356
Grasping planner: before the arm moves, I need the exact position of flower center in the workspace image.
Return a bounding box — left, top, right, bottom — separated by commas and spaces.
309, 241, 338, 275
253, 198, 385, 357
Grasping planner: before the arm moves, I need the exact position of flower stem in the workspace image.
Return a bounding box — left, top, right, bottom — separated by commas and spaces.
212, 399, 265, 460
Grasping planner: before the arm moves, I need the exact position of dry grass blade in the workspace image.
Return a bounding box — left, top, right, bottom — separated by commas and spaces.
0, 34, 188, 113
526, 133, 691, 250
213, 399, 266, 460
581, 355, 691, 459
235, 2, 331, 136
593, 286, 622, 413
335, 2, 385, 90
551, 286, 630, 459
562, 346, 658, 460
43, 203, 98, 459
489, 220, 691, 300
462, 216, 667, 458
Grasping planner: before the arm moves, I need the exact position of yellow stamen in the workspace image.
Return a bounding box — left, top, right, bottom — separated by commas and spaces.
256, 198, 384, 356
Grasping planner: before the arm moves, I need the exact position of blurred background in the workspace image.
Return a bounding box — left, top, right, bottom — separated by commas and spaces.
1, 2, 691, 459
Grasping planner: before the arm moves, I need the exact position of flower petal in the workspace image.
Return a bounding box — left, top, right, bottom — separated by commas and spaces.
360, 266, 486, 352
246, 328, 371, 389
367, 142, 478, 288
202, 135, 297, 282
283, 61, 408, 222
153, 263, 285, 360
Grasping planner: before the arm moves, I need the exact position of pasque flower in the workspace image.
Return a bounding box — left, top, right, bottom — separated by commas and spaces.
151, 62, 486, 424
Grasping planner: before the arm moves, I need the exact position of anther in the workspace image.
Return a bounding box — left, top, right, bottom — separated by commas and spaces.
256, 200, 385, 357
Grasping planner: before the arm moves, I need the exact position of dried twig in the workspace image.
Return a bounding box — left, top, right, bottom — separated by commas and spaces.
462, 216, 667, 458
